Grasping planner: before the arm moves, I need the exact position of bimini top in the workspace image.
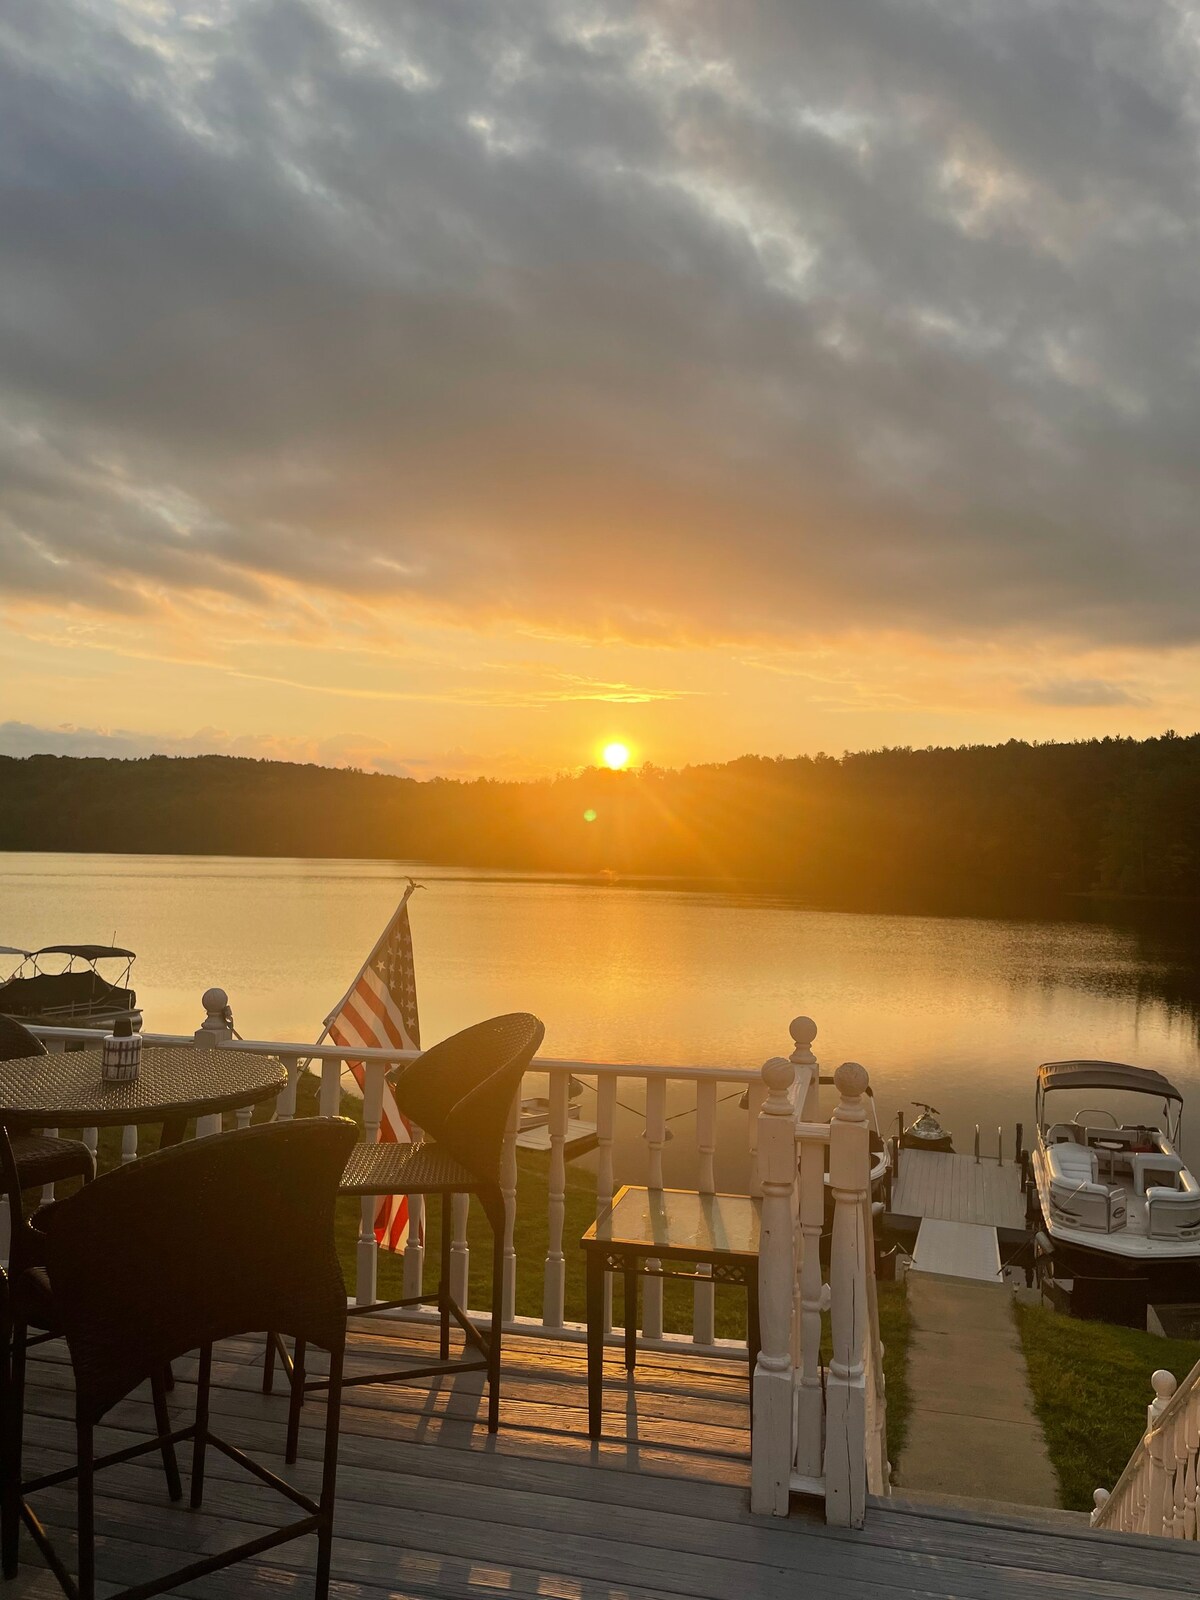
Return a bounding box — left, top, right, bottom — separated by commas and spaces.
1037, 1059, 1182, 1103
35, 945, 136, 962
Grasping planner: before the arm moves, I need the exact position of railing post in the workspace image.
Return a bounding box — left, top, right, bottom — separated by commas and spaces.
274, 1054, 302, 1121
501, 1095, 519, 1323
642, 1077, 667, 1341
791, 1017, 825, 1480
824, 1061, 871, 1529
542, 1070, 569, 1329
693, 1076, 717, 1345
356, 1061, 386, 1306
751, 1056, 798, 1516
596, 1076, 617, 1334
194, 986, 234, 1138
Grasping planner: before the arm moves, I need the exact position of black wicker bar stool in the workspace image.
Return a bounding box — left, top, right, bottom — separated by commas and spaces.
0, 1016, 96, 1196
0, 1117, 358, 1600
270, 1011, 543, 1446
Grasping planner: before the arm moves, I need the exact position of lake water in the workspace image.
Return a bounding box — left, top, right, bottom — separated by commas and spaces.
4, 851, 1200, 1182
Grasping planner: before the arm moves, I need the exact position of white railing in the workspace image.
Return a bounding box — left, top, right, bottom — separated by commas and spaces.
1093, 1362, 1200, 1538
751, 1046, 888, 1526
13, 991, 800, 1360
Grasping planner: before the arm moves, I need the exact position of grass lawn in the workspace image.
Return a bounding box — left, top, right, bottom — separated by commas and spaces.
1015, 1300, 1200, 1511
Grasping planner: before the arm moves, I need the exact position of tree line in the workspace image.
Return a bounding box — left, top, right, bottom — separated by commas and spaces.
2, 732, 1200, 910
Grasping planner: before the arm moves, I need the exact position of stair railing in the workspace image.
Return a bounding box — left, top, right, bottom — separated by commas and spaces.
751, 1043, 885, 1526
1093, 1362, 1200, 1538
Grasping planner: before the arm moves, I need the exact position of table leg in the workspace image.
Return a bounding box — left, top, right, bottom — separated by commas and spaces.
159, 1115, 189, 1150
585, 1251, 604, 1439
624, 1259, 638, 1373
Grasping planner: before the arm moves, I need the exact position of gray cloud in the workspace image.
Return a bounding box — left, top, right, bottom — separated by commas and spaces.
1021, 678, 1151, 708
2, 1, 1200, 645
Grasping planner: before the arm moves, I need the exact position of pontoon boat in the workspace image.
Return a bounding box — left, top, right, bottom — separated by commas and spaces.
0, 945, 138, 1030
1032, 1060, 1200, 1299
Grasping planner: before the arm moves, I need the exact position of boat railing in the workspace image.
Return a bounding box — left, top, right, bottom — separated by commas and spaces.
9, 994, 804, 1362
751, 1048, 887, 1526
1092, 1359, 1200, 1538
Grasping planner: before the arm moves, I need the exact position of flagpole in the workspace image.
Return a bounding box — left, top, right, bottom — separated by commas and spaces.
302, 879, 422, 1069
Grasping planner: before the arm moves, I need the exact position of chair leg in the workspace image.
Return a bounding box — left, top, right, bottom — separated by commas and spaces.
439, 1194, 452, 1362
76, 1414, 95, 1600
314, 1343, 344, 1600
190, 1344, 212, 1510
2, 1319, 27, 1579
262, 1330, 277, 1394
286, 1339, 307, 1466
150, 1368, 182, 1501
488, 1209, 504, 1434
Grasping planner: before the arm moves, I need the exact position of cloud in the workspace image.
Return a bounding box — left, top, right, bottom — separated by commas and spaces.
2, 0, 1200, 657
1021, 678, 1151, 709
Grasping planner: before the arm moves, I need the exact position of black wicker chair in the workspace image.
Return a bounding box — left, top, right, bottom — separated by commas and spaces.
0, 1117, 357, 1600
268, 1012, 544, 1446
0, 1015, 96, 1197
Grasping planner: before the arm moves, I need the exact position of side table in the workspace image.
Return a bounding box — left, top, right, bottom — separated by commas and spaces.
581, 1185, 761, 1439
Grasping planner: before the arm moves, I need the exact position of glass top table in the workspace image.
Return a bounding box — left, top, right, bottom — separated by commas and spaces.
0, 1046, 288, 1144
580, 1185, 761, 1439
582, 1185, 761, 1261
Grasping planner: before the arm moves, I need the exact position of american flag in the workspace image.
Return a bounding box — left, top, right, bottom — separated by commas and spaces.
324, 885, 422, 1252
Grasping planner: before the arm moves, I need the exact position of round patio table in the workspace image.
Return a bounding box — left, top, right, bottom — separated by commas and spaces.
0, 1046, 288, 1147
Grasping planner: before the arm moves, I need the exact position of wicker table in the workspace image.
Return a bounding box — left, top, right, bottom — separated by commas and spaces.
0, 1046, 288, 1147
581, 1185, 761, 1439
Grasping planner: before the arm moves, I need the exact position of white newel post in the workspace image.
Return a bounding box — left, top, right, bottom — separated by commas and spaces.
751, 1056, 798, 1516
824, 1061, 871, 1529
1147, 1371, 1178, 1537
194, 987, 234, 1137
790, 1017, 825, 1480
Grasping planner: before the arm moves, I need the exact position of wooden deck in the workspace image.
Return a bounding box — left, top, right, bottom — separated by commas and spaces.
9, 1316, 1200, 1599
891, 1149, 1027, 1230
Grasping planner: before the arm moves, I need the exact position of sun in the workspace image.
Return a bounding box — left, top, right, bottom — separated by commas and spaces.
602, 741, 630, 770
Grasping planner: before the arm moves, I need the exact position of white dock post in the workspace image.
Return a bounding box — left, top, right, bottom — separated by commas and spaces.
791, 1017, 825, 1479
751, 1056, 798, 1516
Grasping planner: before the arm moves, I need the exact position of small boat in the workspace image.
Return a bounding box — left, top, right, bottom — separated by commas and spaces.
0, 944, 138, 1030
1031, 1059, 1200, 1314
516, 1075, 598, 1158
902, 1102, 954, 1153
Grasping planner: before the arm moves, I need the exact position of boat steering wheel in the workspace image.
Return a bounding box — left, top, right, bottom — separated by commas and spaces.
1073, 1108, 1120, 1128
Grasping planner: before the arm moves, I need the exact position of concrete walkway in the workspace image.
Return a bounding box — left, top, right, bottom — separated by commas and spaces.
894, 1274, 1061, 1508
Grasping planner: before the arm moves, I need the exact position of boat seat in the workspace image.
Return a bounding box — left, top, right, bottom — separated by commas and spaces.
1131, 1152, 1184, 1197
1045, 1142, 1126, 1233
1147, 1170, 1200, 1239
1046, 1143, 1098, 1184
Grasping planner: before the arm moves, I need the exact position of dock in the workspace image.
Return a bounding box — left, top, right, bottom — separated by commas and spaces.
888, 1148, 1028, 1284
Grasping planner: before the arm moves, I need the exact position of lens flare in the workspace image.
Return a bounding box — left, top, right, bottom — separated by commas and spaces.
603, 742, 630, 770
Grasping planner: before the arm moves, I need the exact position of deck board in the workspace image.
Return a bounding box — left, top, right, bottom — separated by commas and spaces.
892, 1149, 1026, 1229
9, 1320, 1200, 1599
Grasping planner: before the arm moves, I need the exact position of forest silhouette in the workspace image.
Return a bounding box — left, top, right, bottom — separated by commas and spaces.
3, 732, 1200, 912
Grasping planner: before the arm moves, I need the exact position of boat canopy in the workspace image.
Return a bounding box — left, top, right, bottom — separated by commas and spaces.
1037, 1059, 1183, 1103
35, 945, 136, 962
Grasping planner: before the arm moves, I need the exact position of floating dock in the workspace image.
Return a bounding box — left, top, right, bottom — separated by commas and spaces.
887, 1147, 1028, 1283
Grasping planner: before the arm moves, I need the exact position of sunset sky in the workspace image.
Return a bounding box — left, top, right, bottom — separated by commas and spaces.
4, 1, 1200, 779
